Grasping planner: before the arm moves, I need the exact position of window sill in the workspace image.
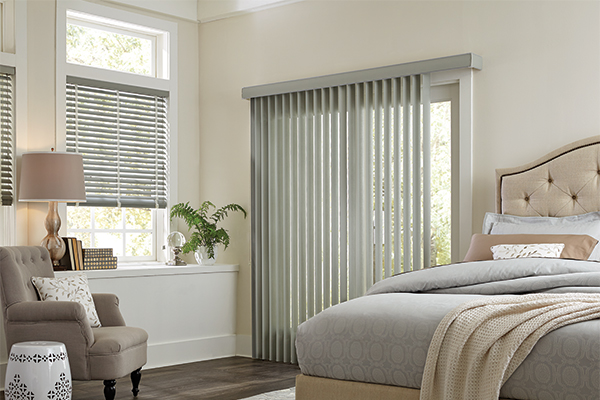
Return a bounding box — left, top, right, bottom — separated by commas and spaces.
55, 263, 239, 279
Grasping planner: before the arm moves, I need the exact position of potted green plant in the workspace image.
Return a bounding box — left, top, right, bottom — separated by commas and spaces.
170, 201, 247, 265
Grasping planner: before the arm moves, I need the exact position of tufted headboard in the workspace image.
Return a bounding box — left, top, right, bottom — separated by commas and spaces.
496, 136, 600, 217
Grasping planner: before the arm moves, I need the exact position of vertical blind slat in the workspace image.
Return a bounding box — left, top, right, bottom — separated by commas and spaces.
267, 96, 275, 360
330, 87, 340, 307
356, 83, 367, 295
259, 97, 270, 359
393, 78, 402, 274
306, 92, 315, 319
298, 92, 307, 324
250, 98, 261, 358
422, 74, 432, 268
339, 85, 348, 303
290, 93, 299, 364
383, 79, 393, 278
347, 84, 356, 299
282, 94, 291, 363
411, 75, 422, 271
322, 89, 331, 310
314, 90, 323, 315
374, 81, 383, 282
275, 95, 283, 362
402, 77, 412, 272
365, 82, 374, 287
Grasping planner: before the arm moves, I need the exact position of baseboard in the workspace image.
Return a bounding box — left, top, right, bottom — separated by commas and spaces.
235, 334, 252, 358
146, 334, 237, 369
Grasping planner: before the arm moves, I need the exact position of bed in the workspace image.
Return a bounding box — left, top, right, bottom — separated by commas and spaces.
295, 136, 600, 400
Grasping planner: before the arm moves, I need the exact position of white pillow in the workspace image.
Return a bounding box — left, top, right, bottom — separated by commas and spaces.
31, 273, 101, 328
491, 243, 565, 260
481, 212, 600, 260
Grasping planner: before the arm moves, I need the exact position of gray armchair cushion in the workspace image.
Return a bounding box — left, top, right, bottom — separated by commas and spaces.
90, 327, 148, 380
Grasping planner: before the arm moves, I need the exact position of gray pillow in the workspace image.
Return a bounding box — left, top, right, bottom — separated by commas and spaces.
481, 212, 600, 261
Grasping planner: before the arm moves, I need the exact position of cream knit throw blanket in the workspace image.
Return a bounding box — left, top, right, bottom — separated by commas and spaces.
420, 293, 600, 400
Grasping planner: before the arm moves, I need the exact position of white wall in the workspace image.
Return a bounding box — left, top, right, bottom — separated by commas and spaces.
197, 0, 600, 350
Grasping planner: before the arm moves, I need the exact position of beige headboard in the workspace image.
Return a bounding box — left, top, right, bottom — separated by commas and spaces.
496, 136, 600, 217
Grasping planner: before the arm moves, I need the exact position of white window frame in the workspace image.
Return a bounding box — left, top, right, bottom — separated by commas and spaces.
56, 0, 178, 264
431, 69, 474, 261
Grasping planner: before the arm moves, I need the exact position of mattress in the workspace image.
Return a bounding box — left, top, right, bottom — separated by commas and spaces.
296, 258, 600, 400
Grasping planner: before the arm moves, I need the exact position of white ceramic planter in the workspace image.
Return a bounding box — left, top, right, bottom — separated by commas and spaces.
194, 245, 218, 265
5, 341, 72, 400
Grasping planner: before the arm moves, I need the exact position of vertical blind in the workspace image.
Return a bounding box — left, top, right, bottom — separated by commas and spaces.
251, 74, 431, 363
66, 77, 169, 209
0, 68, 15, 206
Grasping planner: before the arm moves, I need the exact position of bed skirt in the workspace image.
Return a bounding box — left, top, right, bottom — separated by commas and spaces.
295, 374, 512, 400
295, 374, 420, 400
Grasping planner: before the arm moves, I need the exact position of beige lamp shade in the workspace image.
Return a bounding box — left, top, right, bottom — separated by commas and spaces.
19, 152, 87, 202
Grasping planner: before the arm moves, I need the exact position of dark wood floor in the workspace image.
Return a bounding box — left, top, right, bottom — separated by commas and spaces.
2, 357, 300, 400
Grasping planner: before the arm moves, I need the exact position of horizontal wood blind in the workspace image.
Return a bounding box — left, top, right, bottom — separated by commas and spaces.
66, 79, 169, 208
0, 71, 14, 207
251, 75, 431, 363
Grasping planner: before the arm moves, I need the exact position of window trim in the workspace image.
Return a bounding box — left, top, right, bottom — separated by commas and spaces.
56, 0, 178, 263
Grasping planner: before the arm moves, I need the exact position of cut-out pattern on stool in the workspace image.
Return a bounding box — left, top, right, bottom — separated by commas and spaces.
9, 352, 68, 364
6, 374, 35, 400
47, 373, 71, 400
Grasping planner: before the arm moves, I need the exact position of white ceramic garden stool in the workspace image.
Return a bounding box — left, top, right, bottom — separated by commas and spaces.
5, 341, 72, 400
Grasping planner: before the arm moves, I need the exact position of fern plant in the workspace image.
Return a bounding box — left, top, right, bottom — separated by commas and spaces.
170, 201, 247, 259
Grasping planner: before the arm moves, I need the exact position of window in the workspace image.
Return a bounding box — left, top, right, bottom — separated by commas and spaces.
66, 79, 169, 261
58, 2, 176, 262
66, 10, 168, 78
67, 206, 153, 258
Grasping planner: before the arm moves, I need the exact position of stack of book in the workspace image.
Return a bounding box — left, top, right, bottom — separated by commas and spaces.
57, 237, 116, 270
82, 248, 117, 270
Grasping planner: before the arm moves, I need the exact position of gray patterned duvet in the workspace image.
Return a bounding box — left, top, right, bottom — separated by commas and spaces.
296, 258, 600, 400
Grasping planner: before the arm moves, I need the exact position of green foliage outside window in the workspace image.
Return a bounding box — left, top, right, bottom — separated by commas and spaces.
66, 23, 152, 75
429, 101, 452, 266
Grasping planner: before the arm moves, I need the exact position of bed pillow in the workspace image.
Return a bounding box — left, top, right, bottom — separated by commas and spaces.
31, 273, 101, 328
463, 233, 599, 262
490, 243, 565, 260
481, 212, 600, 260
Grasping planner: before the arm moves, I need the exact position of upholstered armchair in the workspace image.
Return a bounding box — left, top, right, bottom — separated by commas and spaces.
0, 246, 148, 400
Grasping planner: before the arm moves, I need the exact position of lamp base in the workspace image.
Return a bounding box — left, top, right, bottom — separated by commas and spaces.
41, 201, 66, 265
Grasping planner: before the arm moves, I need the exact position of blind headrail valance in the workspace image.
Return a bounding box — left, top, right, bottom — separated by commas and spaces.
242, 53, 482, 99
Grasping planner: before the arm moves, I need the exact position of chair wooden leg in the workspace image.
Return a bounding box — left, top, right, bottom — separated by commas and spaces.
103, 379, 116, 400
131, 368, 142, 396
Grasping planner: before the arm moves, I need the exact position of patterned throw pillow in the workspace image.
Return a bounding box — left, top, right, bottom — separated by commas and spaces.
490, 243, 565, 260
31, 273, 101, 328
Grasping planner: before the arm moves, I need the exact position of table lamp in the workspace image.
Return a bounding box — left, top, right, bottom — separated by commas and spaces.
19, 151, 86, 265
